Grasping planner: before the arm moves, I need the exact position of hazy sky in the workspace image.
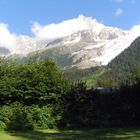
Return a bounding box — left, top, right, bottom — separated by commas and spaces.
0, 0, 139, 35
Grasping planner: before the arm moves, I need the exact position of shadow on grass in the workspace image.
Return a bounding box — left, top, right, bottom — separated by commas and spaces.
8, 128, 140, 140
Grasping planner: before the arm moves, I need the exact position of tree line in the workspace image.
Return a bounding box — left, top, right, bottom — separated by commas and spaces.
0, 58, 140, 130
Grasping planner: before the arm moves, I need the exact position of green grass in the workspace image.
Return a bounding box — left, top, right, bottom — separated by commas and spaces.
0, 131, 24, 140
1, 128, 140, 140
82, 67, 109, 87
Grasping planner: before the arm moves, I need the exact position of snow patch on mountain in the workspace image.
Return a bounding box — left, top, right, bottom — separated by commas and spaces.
85, 42, 108, 50
0, 15, 140, 69
91, 26, 140, 65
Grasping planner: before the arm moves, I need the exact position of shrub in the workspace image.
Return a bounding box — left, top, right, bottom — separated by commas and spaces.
8, 107, 35, 131
0, 121, 6, 130
6, 105, 61, 130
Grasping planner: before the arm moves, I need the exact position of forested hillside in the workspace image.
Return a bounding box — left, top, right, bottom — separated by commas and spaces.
102, 36, 140, 84
64, 66, 108, 87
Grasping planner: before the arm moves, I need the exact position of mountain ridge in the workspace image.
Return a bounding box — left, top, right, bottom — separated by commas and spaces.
106, 36, 140, 82
1, 15, 140, 69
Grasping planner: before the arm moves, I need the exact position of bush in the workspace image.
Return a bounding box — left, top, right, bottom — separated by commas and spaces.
0, 121, 6, 130
0, 101, 62, 130
0, 104, 18, 130
0, 104, 61, 131
8, 107, 35, 131
29, 105, 61, 129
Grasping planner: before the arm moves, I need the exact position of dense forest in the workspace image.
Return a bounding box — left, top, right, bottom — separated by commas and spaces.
0, 57, 140, 131
107, 36, 140, 83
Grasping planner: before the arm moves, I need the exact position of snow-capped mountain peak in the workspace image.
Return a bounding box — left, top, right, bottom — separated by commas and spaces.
32, 15, 105, 40
1, 15, 140, 69
76, 15, 105, 34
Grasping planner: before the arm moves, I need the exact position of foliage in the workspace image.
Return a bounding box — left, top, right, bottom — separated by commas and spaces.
0, 58, 68, 106
96, 77, 118, 87
64, 66, 108, 87
106, 36, 140, 83
0, 104, 61, 131
60, 66, 140, 128
0, 58, 68, 130
0, 121, 6, 130
1, 57, 140, 130
9, 106, 35, 131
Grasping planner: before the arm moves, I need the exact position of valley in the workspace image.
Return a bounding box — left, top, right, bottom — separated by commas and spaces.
1, 9, 140, 139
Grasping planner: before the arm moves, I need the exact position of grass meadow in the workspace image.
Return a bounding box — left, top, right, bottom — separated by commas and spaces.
0, 128, 140, 140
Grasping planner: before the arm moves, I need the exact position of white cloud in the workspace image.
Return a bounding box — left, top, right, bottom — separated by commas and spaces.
115, 8, 124, 16
0, 23, 16, 47
31, 17, 88, 40
31, 15, 104, 40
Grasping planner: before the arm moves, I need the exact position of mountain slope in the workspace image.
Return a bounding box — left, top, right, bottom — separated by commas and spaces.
106, 36, 140, 82
1, 15, 140, 69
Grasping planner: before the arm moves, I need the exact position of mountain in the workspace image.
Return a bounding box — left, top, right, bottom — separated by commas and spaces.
1, 15, 140, 69
105, 36, 140, 82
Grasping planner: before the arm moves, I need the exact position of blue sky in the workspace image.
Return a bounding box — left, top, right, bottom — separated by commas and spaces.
0, 0, 139, 35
